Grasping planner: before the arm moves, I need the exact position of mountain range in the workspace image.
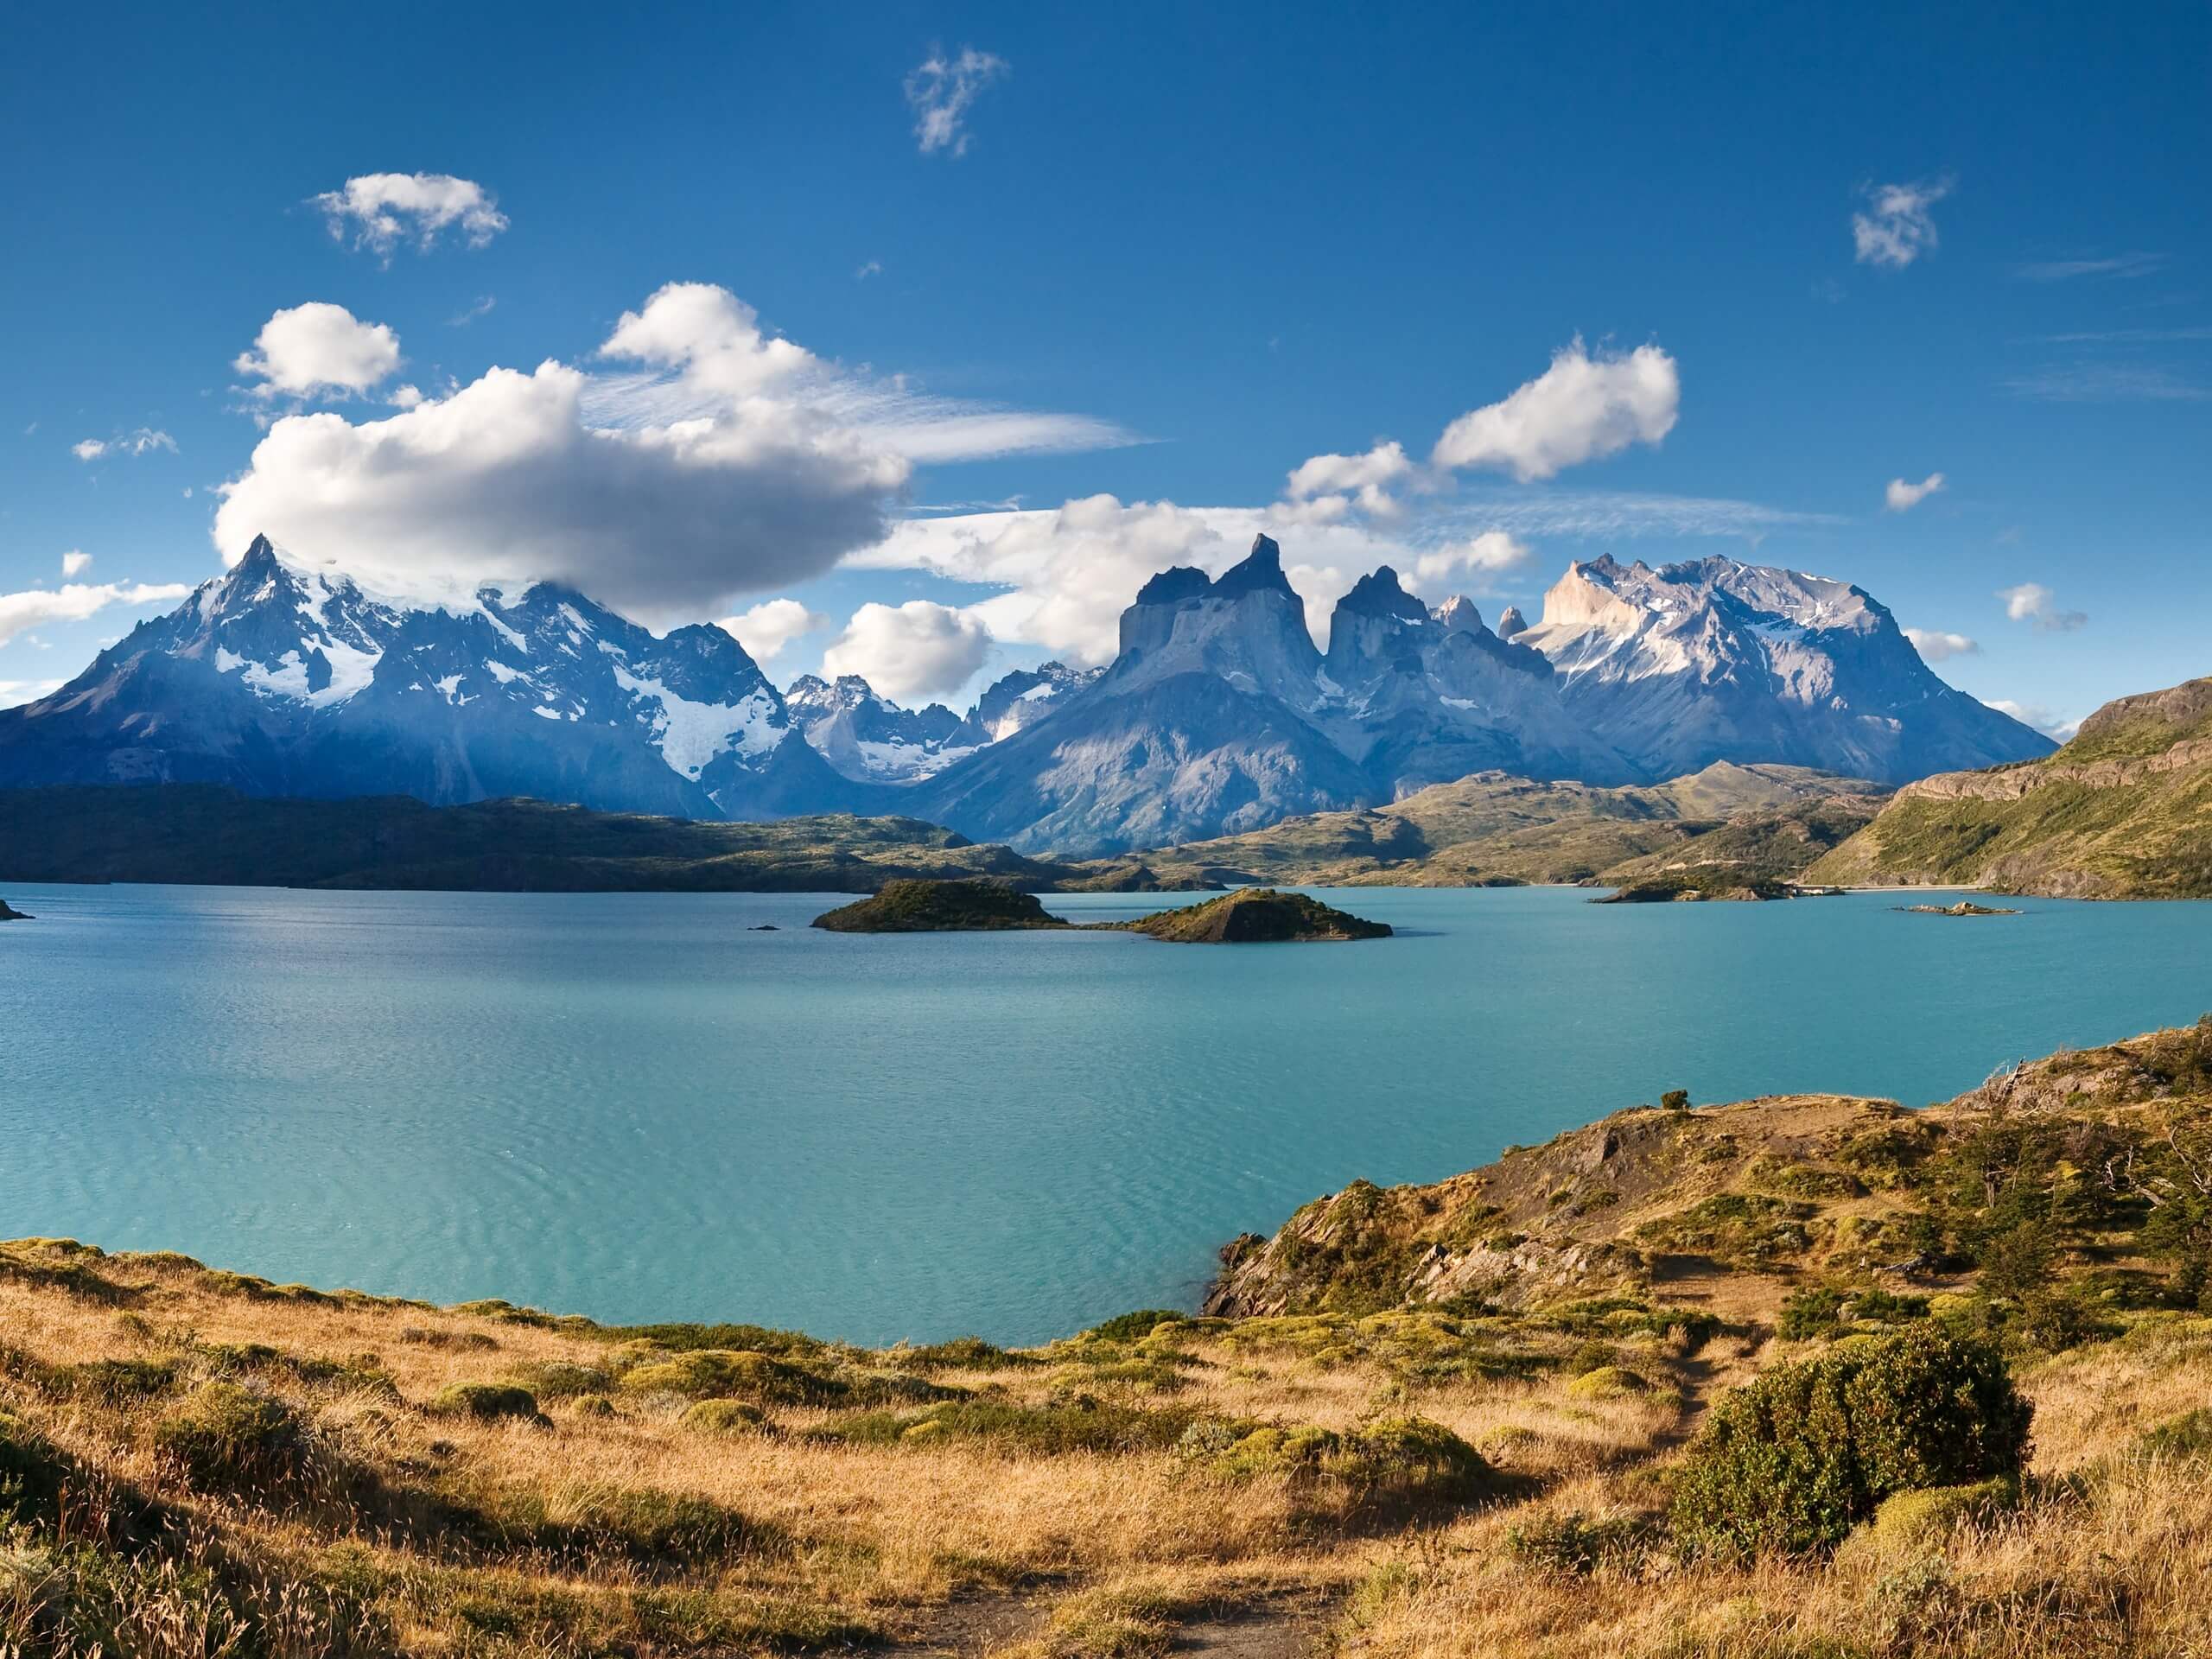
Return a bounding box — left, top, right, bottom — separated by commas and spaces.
0, 531, 2052, 855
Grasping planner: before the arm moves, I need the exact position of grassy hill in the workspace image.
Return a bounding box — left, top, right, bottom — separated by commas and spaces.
0, 785, 1118, 894
1808, 677, 2212, 897
1090, 763, 1888, 889
5, 1020, 2211, 1656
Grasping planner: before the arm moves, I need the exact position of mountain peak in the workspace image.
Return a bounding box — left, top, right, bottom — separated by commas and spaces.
1495, 605, 1529, 639
1337, 567, 1430, 623
1432, 594, 1485, 636
1134, 567, 1212, 607
1211, 534, 1294, 599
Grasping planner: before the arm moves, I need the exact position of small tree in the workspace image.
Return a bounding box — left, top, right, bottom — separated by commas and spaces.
1662, 1089, 1691, 1112
1671, 1326, 2031, 1558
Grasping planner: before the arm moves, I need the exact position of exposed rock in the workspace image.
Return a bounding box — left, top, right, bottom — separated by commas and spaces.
0, 899, 30, 921
1495, 605, 1529, 639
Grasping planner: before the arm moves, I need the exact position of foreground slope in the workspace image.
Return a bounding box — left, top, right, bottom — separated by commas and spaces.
1809, 676, 2212, 897
4, 1020, 2211, 1656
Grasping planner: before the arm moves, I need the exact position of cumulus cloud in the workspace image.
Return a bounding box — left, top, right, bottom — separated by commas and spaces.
1407, 531, 1534, 594
312, 173, 508, 257
234, 303, 403, 401
823, 600, 991, 700
0, 581, 192, 648
906, 47, 1008, 156
600, 283, 814, 400
73, 429, 175, 461
1997, 582, 2088, 632
1903, 627, 1978, 663
721, 598, 830, 666
60, 550, 92, 578
1852, 177, 1951, 269
1285, 441, 1412, 518
1885, 471, 1946, 512
1430, 340, 1679, 481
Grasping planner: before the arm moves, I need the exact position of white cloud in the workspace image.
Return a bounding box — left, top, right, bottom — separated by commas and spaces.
1885, 471, 1946, 512
2011, 251, 2165, 283
906, 47, 1008, 156
1430, 340, 1679, 481
1852, 177, 1950, 269
214, 289, 913, 620
312, 173, 508, 258
60, 550, 92, 578
721, 598, 830, 666
1903, 627, 1978, 663
234, 302, 403, 400
823, 600, 991, 701
0, 581, 192, 648
388, 384, 426, 410
855, 260, 883, 282
2005, 364, 2209, 403
1989, 700, 2082, 741
0, 678, 66, 709
1285, 441, 1412, 518
448, 295, 496, 326
1408, 531, 1534, 594
72, 429, 175, 461
1997, 582, 2088, 632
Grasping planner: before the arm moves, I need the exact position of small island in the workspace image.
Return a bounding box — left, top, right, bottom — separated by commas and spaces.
810, 879, 1067, 932
1112, 887, 1393, 943
810, 879, 1391, 942
1894, 899, 2022, 917
0, 898, 31, 922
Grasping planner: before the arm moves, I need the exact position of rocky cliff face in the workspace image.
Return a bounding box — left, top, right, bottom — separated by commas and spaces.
1518, 556, 2051, 783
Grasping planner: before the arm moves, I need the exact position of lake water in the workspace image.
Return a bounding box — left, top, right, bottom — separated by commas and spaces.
2, 883, 2208, 1344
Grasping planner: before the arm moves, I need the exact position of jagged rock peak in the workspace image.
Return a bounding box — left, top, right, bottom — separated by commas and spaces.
1337, 566, 1430, 622
1433, 595, 1486, 635
1211, 534, 1295, 598
1496, 605, 1529, 639
1134, 566, 1212, 606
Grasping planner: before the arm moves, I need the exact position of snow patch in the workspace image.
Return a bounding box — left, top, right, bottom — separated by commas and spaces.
609, 662, 785, 776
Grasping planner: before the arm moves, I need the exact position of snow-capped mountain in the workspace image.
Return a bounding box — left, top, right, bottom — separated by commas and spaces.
943, 660, 1102, 749
784, 673, 967, 782
0, 536, 856, 818
1518, 555, 2050, 782
0, 533, 2054, 855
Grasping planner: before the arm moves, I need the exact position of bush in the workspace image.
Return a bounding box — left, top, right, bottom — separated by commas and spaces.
2139, 1408, 2212, 1460
1178, 1414, 1491, 1508
1778, 1287, 1846, 1340
152, 1382, 316, 1497
1566, 1365, 1646, 1401
1670, 1327, 2031, 1559
1083, 1310, 1186, 1344
500, 1362, 611, 1399
1661, 1090, 1691, 1113
429, 1383, 543, 1422
681, 1399, 766, 1435
1506, 1507, 1651, 1573
617, 1350, 841, 1407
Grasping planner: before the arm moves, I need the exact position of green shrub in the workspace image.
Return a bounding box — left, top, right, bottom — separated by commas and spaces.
618, 1350, 841, 1407
1178, 1414, 1491, 1509
152, 1382, 316, 1497
886, 1336, 1029, 1372
1670, 1327, 2031, 1559
60, 1357, 183, 1404
429, 1383, 543, 1422
1661, 1090, 1691, 1113
2139, 1408, 2212, 1460
1566, 1366, 1646, 1401
681, 1399, 766, 1436
1083, 1310, 1186, 1344
1778, 1287, 1846, 1340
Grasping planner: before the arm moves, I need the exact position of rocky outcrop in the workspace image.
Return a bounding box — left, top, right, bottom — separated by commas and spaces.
0, 899, 30, 921
1120, 887, 1390, 943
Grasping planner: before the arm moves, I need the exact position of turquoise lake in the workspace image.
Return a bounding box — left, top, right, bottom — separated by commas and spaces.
2, 883, 2208, 1344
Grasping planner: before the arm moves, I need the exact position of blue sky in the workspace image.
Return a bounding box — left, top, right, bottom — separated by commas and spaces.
4, 2, 2208, 731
